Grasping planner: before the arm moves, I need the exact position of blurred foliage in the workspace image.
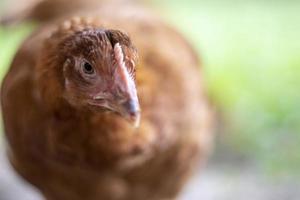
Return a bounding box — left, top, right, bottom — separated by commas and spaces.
151, 0, 300, 175
0, 24, 34, 79
1, 0, 300, 175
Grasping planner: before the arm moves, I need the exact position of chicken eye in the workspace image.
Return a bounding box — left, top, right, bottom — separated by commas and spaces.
82, 62, 95, 75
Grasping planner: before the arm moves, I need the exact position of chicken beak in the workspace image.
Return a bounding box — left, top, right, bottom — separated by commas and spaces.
121, 99, 141, 128
112, 43, 140, 127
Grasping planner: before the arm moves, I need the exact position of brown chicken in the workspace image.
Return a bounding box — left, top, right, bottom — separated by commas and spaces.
1, 1, 213, 200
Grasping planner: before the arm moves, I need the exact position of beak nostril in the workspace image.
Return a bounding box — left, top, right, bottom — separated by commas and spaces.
93, 96, 104, 100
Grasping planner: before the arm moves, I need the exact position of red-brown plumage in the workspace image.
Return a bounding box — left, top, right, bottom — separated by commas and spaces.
1, 2, 213, 200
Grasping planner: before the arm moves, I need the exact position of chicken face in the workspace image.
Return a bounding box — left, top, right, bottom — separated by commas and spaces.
59, 28, 140, 126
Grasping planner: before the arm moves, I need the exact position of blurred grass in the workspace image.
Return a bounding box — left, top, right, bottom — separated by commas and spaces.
1, 0, 300, 175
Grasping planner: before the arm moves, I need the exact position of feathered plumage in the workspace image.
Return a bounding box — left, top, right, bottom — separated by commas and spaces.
1, 2, 213, 200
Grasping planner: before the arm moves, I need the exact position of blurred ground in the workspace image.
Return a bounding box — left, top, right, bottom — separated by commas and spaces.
1, 145, 300, 200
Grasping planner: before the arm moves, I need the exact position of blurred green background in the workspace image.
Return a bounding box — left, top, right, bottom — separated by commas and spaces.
1, 0, 300, 177
156, 0, 300, 176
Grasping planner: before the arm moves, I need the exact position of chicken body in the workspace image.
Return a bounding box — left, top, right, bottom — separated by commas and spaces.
1, 3, 213, 200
